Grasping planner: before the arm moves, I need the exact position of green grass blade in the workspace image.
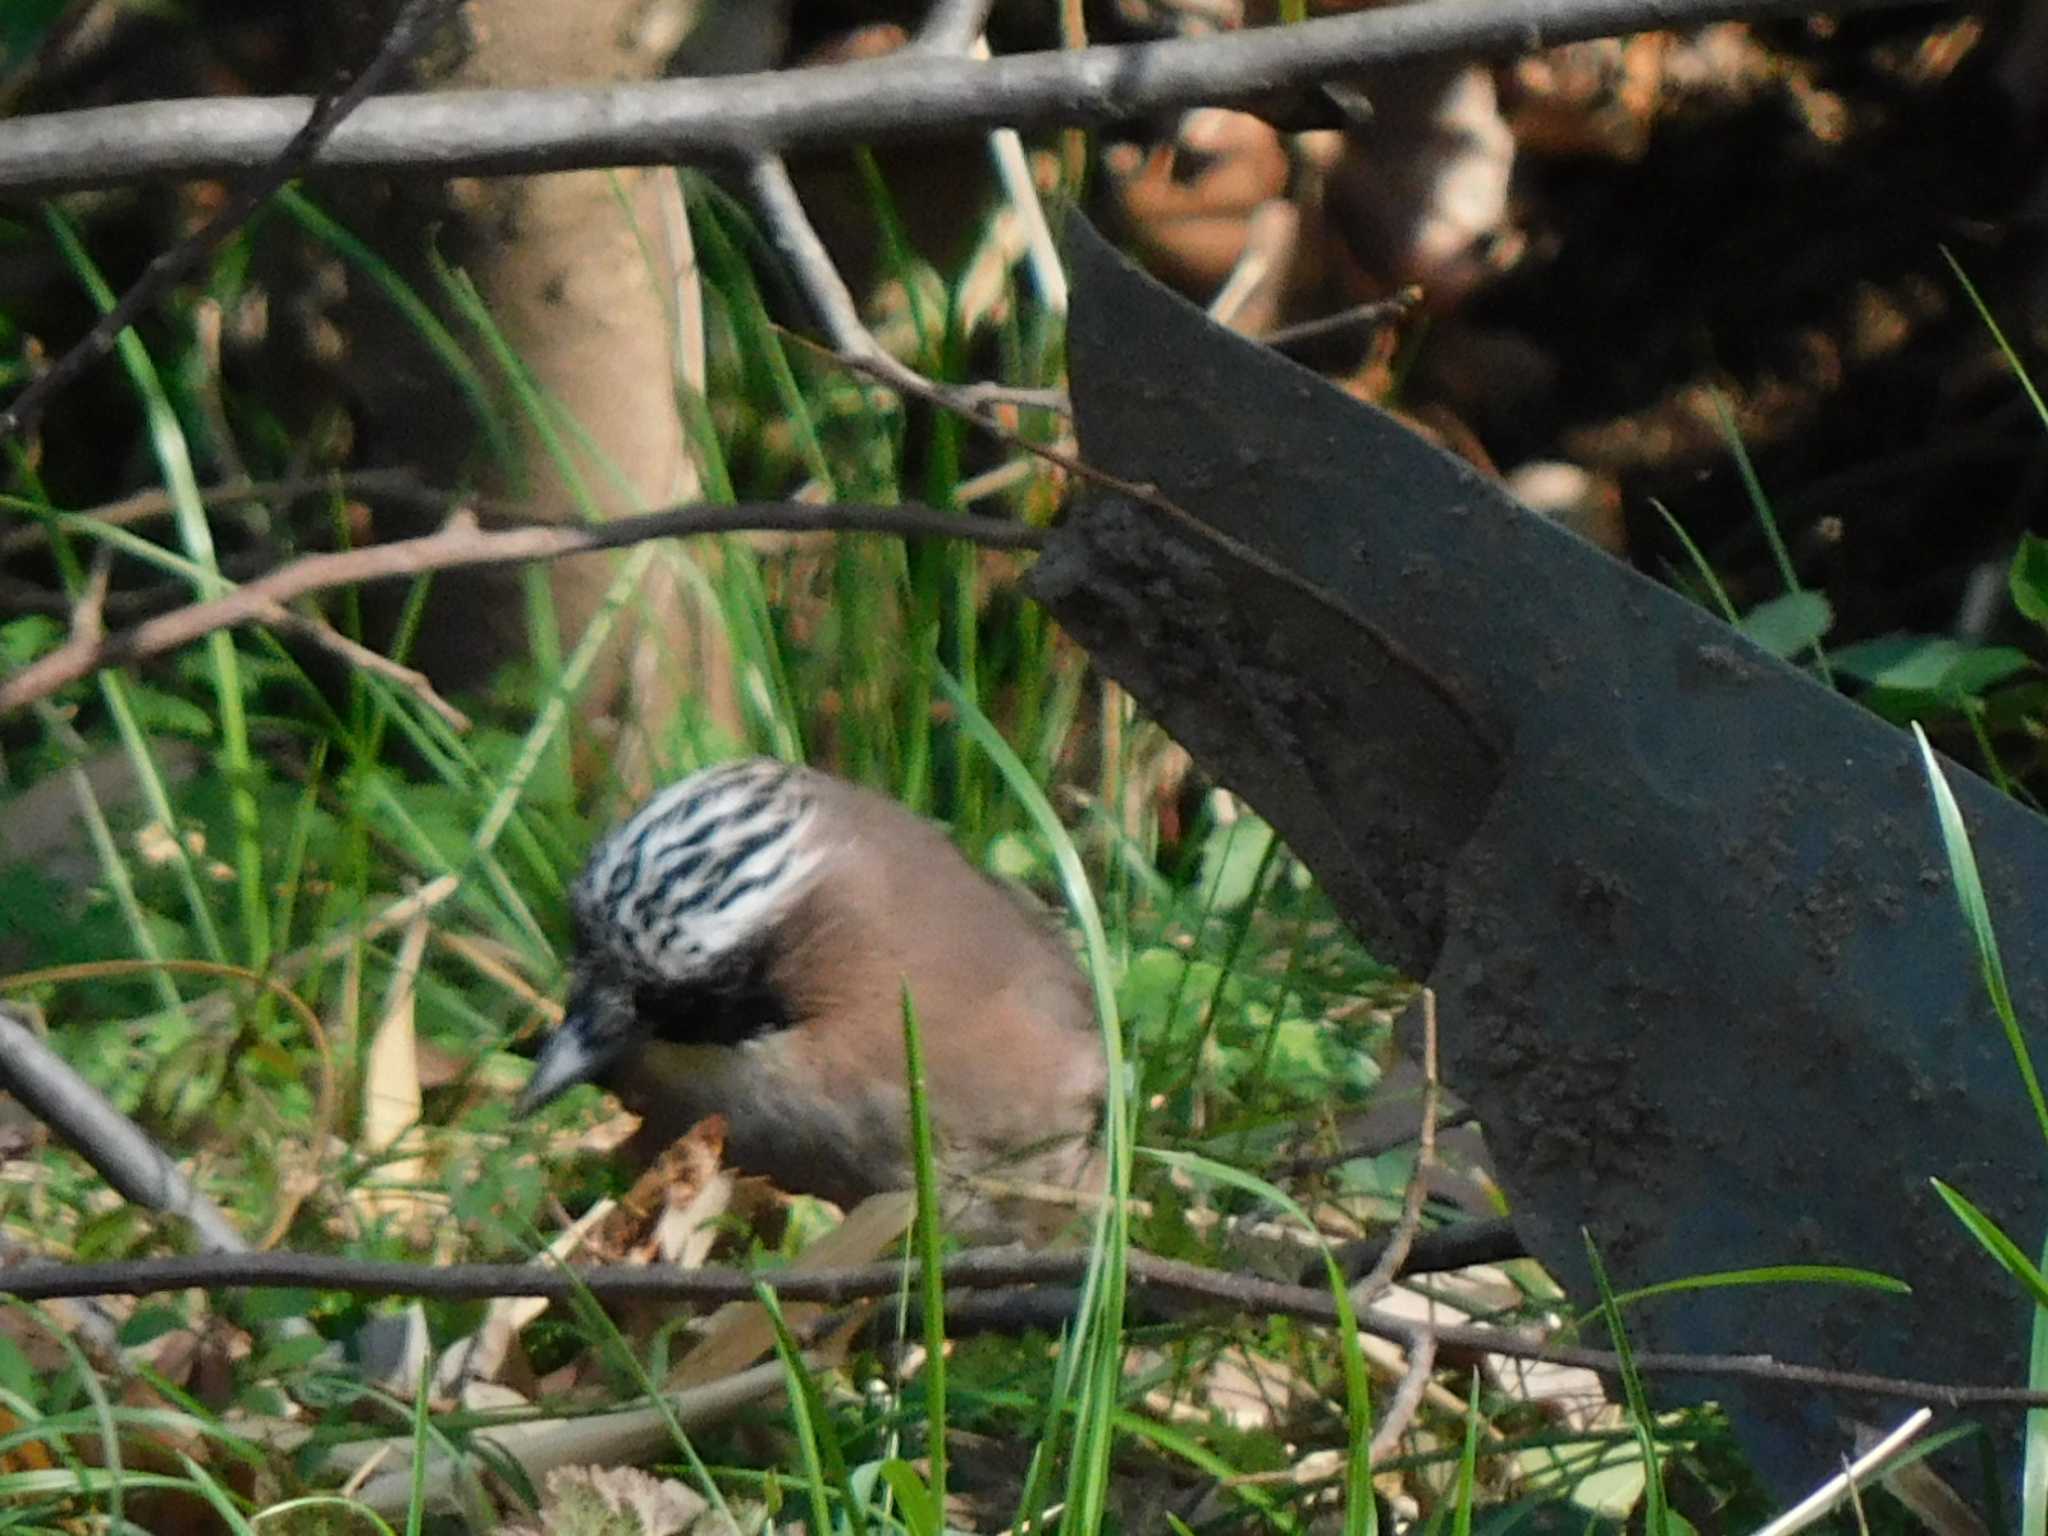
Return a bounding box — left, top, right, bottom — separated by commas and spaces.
1140, 1146, 1375, 1536
1590, 1264, 1909, 1317
250, 1494, 397, 1533
757, 1281, 856, 1536
466, 546, 659, 902
2028, 1230, 2048, 1536
1583, 1232, 1685, 1536
43, 207, 268, 968
933, 664, 1130, 1536
174, 1451, 254, 1536
1112, 1412, 1297, 1533
31, 706, 185, 1016
690, 184, 836, 493
1944, 246, 2048, 436
1709, 393, 1830, 685
1912, 722, 2048, 1148
879, 1460, 942, 1536
532, 1238, 743, 1529
900, 988, 947, 1515
1930, 1179, 2048, 1310
275, 187, 515, 466
23, 505, 284, 785
1451, 1370, 1481, 1536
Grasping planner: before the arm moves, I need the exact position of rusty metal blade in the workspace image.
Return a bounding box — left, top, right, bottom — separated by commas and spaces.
1032, 215, 2047, 1500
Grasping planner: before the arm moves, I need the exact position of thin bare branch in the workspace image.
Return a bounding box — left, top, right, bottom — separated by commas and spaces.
0, 0, 459, 443
918, 0, 996, 53
0, 469, 424, 557
71, 544, 113, 646
5, 548, 465, 725
0, 1242, 2030, 1407
1369, 1328, 1439, 1461
0, 498, 1043, 716
750, 153, 1067, 425
0, 1246, 1033, 1303
0, 0, 1928, 195
1264, 289, 1424, 356
267, 609, 470, 730
0, 1006, 249, 1255
746, 155, 894, 373
1352, 987, 1441, 1304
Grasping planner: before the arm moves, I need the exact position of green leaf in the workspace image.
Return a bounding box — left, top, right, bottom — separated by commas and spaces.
1198, 813, 1278, 911
0, 1333, 34, 1405
2015, 534, 2048, 627
1737, 590, 1832, 659
237, 1287, 320, 1323
1835, 635, 2032, 701
1833, 634, 1966, 690
115, 1306, 189, 1348
1946, 646, 2035, 697
0, 614, 62, 667
251, 1330, 333, 1378
127, 683, 216, 740
879, 1460, 942, 1536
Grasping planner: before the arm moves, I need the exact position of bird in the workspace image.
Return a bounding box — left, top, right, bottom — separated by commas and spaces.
517, 757, 1107, 1239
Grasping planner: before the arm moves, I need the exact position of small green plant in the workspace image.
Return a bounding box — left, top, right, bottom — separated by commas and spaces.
1913, 724, 2048, 1536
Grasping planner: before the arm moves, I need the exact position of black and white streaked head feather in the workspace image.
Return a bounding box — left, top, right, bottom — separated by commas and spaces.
516, 759, 827, 1114
575, 758, 824, 978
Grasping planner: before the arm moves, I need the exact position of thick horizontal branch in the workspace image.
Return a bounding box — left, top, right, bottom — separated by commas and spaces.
0, 0, 1939, 195
0, 497, 1043, 716
0, 1244, 2032, 1408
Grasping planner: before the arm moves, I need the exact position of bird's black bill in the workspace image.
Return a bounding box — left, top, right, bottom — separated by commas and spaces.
515, 1013, 617, 1116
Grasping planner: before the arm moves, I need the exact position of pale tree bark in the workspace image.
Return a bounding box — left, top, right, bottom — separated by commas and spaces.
316, 0, 772, 792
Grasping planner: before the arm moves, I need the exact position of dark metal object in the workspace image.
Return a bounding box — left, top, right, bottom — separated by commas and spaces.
1032, 217, 2047, 1499
1325, 1217, 1527, 1288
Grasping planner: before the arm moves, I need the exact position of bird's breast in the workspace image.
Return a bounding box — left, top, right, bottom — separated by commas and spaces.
622, 1035, 914, 1210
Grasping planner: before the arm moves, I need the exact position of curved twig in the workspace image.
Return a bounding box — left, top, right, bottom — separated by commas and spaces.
0, 499, 1044, 716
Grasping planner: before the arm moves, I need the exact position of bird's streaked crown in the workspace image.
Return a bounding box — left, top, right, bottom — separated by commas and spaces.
571, 758, 824, 981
